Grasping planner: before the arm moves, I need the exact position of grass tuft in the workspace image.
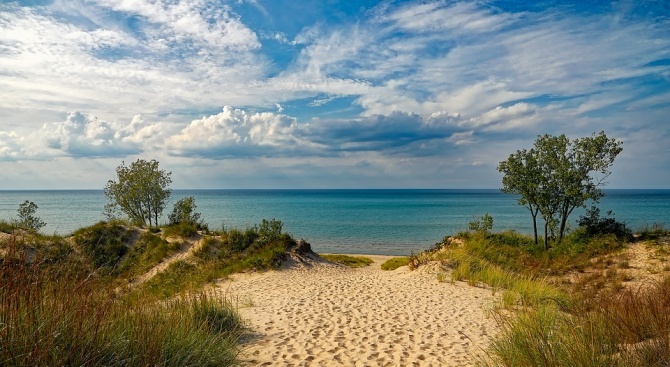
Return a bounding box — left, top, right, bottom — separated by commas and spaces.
381, 257, 410, 271
321, 254, 373, 268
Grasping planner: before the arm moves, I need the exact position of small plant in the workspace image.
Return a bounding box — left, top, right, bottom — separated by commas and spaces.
15, 200, 46, 232
469, 213, 493, 233
577, 205, 632, 241
381, 257, 410, 271
321, 254, 373, 268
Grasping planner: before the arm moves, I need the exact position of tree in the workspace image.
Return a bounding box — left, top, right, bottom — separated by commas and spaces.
498, 132, 622, 249
168, 196, 201, 226
104, 159, 172, 227
15, 200, 46, 232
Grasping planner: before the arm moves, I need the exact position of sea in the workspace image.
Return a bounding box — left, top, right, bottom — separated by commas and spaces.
0, 189, 668, 256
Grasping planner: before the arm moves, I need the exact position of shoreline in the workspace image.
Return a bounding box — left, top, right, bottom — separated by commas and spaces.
220, 255, 499, 366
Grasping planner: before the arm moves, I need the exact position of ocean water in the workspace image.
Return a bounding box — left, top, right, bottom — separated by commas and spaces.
0, 189, 668, 256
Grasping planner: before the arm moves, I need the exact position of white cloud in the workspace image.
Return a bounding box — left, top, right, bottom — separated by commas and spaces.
166, 106, 313, 158
40, 112, 163, 157
0, 131, 25, 161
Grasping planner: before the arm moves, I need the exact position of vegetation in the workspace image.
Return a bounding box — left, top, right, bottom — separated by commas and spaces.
380, 256, 410, 271
104, 159, 172, 227
410, 220, 670, 367
321, 254, 373, 267
14, 200, 46, 232
498, 132, 622, 248
469, 213, 493, 233
0, 234, 243, 367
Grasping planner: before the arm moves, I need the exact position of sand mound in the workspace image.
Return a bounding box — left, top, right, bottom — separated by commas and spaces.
221, 255, 499, 366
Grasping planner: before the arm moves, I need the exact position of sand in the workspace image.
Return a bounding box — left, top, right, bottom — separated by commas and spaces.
219, 255, 500, 366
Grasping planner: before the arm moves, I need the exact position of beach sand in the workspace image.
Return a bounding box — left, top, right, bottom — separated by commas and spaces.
219, 255, 500, 366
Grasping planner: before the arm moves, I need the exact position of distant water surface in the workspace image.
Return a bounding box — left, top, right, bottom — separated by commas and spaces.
0, 189, 668, 255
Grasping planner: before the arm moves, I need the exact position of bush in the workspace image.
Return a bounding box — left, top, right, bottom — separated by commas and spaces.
578, 205, 633, 241
469, 213, 494, 233
15, 200, 46, 232
169, 196, 202, 227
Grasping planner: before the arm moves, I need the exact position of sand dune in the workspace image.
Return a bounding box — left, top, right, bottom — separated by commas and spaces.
220, 255, 499, 366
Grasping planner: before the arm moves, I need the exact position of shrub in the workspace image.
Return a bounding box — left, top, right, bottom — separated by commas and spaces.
15, 200, 46, 232
169, 196, 202, 227
469, 213, 494, 233
578, 205, 633, 241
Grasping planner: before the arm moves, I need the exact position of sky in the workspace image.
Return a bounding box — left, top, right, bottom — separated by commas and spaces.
0, 0, 669, 189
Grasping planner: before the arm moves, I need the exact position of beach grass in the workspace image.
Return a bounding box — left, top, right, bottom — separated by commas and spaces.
420, 227, 670, 367
380, 256, 410, 270
320, 254, 373, 267
0, 235, 244, 367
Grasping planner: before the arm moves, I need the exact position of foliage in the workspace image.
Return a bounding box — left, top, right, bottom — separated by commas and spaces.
169, 196, 202, 226
577, 205, 633, 241
0, 237, 243, 366
498, 132, 622, 248
116, 231, 180, 276
468, 213, 494, 232
380, 257, 410, 271
72, 221, 131, 270
0, 219, 16, 234
321, 254, 373, 267
143, 219, 292, 297
15, 200, 46, 232
104, 159, 172, 227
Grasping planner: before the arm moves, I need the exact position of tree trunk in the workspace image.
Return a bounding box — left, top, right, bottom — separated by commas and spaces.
544, 220, 549, 251
532, 212, 539, 245
558, 205, 569, 243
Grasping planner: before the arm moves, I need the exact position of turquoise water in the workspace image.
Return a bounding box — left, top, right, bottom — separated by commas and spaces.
0, 189, 668, 255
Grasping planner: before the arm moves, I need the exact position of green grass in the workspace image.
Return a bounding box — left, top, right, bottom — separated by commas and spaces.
321, 254, 373, 268
381, 257, 410, 271
0, 236, 243, 367
421, 228, 670, 367
116, 231, 181, 277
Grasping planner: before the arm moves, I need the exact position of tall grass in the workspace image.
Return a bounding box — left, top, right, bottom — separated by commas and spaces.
485, 278, 670, 367
0, 236, 244, 366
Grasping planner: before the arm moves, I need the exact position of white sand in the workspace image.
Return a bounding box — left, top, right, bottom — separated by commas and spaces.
219, 255, 500, 366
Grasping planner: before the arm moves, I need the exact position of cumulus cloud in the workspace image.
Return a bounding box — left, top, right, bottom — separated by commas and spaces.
40, 112, 162, 157
0, 131, 25, 161
166, 106, 313, 158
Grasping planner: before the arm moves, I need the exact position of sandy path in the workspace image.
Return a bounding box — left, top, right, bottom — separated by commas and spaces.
220, 255, 499, 366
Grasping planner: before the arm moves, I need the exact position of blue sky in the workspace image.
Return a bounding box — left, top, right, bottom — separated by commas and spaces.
0, 0, 668, 189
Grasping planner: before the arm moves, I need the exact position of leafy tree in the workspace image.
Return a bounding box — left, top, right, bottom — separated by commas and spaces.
168, 196, 201, 226
498, 132, 622, 249
15, 200, 46, 232
104, 159, 172, 227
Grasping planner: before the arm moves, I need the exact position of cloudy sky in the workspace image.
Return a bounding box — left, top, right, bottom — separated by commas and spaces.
1, 0, 668, 189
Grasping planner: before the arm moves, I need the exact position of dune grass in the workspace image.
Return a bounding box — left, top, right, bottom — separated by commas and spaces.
321, 254, 373, 268
381, 257, 410, 270
422, 228, 670, 367
0, 236, 244, 367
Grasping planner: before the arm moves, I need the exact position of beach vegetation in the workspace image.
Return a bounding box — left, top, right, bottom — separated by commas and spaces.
469, 213, 494, 233
0, 234, 243, 367
498, 132, 622, 248
381, 256, 410, 270
165, 196, 203, 237
104, 159, 172, 227
321, 254, 373, 267
14, 200, 46, 233
72, 221, 131, 271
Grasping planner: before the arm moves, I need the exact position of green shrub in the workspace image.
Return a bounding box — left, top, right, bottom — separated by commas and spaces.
73, 222, 131, 270
321, 254, 373, 268
381, 257, 410, 270
15, 200, 46, 232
